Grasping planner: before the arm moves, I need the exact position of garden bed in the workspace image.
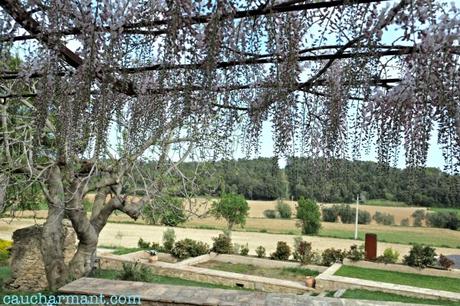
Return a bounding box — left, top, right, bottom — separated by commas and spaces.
194, 260, 318, 282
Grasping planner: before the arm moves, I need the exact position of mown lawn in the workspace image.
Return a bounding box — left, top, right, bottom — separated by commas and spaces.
340, 289, 459, 305
318, 227, 460, 248
335, 266, 460, 293
195, 261, 318, 281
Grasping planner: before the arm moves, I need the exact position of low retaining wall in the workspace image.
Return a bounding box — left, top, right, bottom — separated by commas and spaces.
316, 263, 460, 302
343, 259, 460, 279
99, 254, 312, 294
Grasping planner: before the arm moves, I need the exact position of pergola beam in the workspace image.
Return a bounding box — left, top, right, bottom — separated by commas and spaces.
0, 0, 390, 42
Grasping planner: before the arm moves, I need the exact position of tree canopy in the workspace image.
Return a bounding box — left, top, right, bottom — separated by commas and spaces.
1, 0, 459, 290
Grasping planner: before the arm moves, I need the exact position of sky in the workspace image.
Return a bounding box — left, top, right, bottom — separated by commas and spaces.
233, 120, 446, 170
5, 0, 450, 171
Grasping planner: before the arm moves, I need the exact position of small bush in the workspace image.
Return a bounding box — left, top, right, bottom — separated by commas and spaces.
0, 239, 12, 263
373, 211, 395, 225
263, 209, 278, 219
240, 244, 249, 256
292, 237, 314, 265
439, 254, 455, 270
400, 218, 410, 226
271, 241, 291, 261
377, 248, 400, 264
256, 246, 266, 258
403, 244, 437, 268
162, 228, 176, 252
426, 212, 459, 230
119, 262, 151, 282
322, 207, 338, 222
171, 239, 209, 259
412, 209, 426, 227
346, 244, 365, 262
138, 238, 150, 249
276, 200, 292, 219
322, 248, 346, 266
150, 242, 162, 251
211, 234, 233, 254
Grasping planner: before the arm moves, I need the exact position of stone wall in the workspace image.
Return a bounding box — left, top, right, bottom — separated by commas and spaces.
4, 223, 76, 291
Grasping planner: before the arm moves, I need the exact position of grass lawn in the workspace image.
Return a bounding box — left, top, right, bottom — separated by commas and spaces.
365, 199, 408, 207
335, 266, 460, 293
340, 289, 459, 305
195, 261, 318, 282
318, 227, 460, 248
93, 269, 248, 290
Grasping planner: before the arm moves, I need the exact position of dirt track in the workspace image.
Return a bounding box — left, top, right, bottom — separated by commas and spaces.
1, 218, 459, 259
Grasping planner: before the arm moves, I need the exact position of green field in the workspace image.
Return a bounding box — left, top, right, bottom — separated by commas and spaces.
195, 261, 319, 281
335, 266, 460, 293
364, 199, 408, 207
429, 207, 460, 217
319, 227, 460, 248
339, 289, 459, 305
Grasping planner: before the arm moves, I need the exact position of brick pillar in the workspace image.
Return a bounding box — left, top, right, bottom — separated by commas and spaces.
365, 233, 377, 261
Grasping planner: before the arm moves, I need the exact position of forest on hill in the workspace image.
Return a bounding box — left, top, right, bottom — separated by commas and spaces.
178, 158, 460, 208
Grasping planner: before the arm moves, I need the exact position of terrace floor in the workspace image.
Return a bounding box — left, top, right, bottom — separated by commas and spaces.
59, 277, 432, 306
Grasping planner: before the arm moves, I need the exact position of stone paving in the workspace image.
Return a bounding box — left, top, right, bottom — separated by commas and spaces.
59, 277, 433, 306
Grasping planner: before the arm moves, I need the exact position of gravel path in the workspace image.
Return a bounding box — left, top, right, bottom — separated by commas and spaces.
2, 218, 460, 258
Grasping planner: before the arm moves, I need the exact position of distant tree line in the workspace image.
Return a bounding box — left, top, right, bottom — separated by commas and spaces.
135, 157, 459, 208
285, 157, 460, 208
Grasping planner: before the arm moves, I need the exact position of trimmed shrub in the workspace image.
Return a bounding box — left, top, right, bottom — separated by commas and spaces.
292, 237, 314, 265
346, 244, 365, 262
276, 200, 292, 219
377, 248, 400, 264
263, 209, 278, 219
322, 248, 346, 266
403, 244, 437, 268
373, 211, 395, 225
412, 209, 426, 227
439, 254, 455, 270
256, 246, 266, 258
119, 262, 151, 282
171, 239, 209, 259
322, 206, 339, 222
211, 234, 233, 254
426, 212, 459, 230
138, 238, 150, 249
296, 197, 321, 235
162, 228, 176, 252
400, 218, 410, 226
240, 244, 249, 256
271, 241, 291, 261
